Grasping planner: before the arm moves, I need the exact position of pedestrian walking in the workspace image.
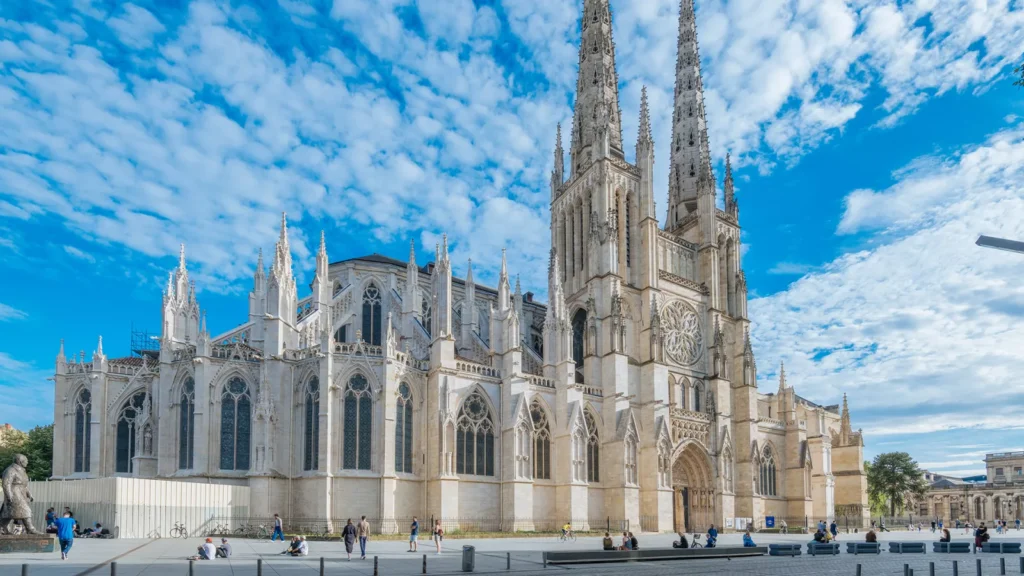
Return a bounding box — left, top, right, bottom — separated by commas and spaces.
341, 519, 357, 560
357, 515, 370, 559
408, 517, 419, 552
54, 511, 76, 560
271, 514, 285, 542
830, 520, 839, 540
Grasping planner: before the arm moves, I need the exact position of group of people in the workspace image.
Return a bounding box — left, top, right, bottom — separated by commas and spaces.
266, 514, 447, 560
598, 531, 640, 550
191, 538, 233, 560
44, 508, 108, 539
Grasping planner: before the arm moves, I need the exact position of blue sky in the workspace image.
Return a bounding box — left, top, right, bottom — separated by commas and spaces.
1, 0, 1023, 477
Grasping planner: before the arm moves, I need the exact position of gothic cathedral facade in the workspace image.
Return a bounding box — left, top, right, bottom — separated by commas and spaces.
50, 0, 869, 531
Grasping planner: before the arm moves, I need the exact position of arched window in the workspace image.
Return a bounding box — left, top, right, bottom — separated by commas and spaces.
303, 377, 320, 471
585, 408, 600, 482
421, 298, 431, 337
625, 196, 632, 268
572, 309, 587, 383
179, 378, 195, 470
395, 383, 413, 473
116, 391, 147, 473
530, 400, 551, 480
624, 431, 638, 486
760, 446, 777, 497
456, 390, 494, 476
693, 381, 704, 413
74, 389, 92, 473
334, 325, 348, 343
723, 448, 734, 493
362, 283, 382, 346
343, 374, 373, 470
220, 377, 252, 471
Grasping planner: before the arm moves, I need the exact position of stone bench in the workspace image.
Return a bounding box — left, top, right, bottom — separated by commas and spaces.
806, 542, 840, 556
981, 542, 1022, 553
888, 542, 926, 554
768, 544, 802, 557
542, 546, 767, 565
846, 542, 880, 555
933, 542, 972, 553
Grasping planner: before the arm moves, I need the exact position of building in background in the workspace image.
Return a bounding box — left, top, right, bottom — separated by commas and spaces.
919, 452, 1024, 523
49, 0, 869, 532
0, 423, 26, 448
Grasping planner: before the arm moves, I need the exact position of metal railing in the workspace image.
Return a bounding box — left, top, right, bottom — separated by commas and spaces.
208, 516, 632, 537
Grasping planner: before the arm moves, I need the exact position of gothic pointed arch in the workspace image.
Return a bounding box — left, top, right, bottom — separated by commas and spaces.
529, 396, 552, 480
178, 376, 196, 470
583, 403, 601, 483
219, 375, 252, 471
395, 382, 414, 473
618, 409, 640, 486
115, 390, 148, 474
342, 372, 374, 470
759, 442, 779, 497
455, 387, 496, 476
303, 375, 321, 471
362, 281, 383, 346
72, 386, 92, 473
511, 393, 533, 479
571, 307, 587, 383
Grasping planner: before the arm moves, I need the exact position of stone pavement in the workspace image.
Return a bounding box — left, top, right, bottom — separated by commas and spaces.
2, 529, 1024, 575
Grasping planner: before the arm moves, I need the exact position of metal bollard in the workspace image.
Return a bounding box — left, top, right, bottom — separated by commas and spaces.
1020, 556, 1023, 574
1003, 558, 1007, 575
955, 560, 960, 576
21, 564, 27, 576
320, 557, 325, 576
373, 555, 379, 576
856, 564, 862, 576
911, 570, 915, 576
257, 558, 263, 576
905, 564, 910, 576
978, 558, 984, 576
931, 562, 936, 576
111, 562, 117, 576
189, 559, 194, 576
507, 552, 510, 570
423, 553, 427, 574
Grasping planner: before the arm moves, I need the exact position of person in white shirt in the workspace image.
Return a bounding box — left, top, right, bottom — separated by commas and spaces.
297, 536, 309, 556
199, 538, 217, 560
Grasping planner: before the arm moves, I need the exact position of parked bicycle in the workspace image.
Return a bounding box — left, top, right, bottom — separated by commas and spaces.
690, 534, 704, 548
170, 521, 189, 539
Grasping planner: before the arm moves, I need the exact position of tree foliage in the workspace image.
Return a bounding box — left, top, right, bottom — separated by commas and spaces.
866, 452, 928, 517
0, 424, 53, 481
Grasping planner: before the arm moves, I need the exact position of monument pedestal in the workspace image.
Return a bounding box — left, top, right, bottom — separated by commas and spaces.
0, 534, 56, 553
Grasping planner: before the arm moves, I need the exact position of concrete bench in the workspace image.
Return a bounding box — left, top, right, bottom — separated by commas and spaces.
846, 542, 880, 555
768, 544, 802, 557
542, 546, 767, 565
981, 542, 1022, 553
888, 542, 926, 554
806, 542, 840, 556
933, 542, 972, 553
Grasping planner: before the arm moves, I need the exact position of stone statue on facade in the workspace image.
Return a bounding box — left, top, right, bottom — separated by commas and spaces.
0, 454, 39, 535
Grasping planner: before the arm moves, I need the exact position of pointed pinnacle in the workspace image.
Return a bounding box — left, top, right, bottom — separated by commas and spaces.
178, 244, 186, 271
500, 248, 508, 278
555, 123, 563, 152
96, 335, 103, 356
466, 258, 473, 282
638, 85, 652, 145
441, 233, 449, 257
408, 240, 416, 265
279, 212, 289, 244
318, 230, 327, 255
515, 274, 521, 295
256, 248, 264, 269
58, 339, 65, 358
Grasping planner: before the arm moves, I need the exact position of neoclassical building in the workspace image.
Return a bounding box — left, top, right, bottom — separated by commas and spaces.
50, 0, 869, 532
919, 454, 1024, 523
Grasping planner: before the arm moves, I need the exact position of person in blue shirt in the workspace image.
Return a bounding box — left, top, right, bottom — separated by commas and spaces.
54, 512, 77, 560
706, 524, 718, 548
742, 531, 756, 547
408, 517, 419, 552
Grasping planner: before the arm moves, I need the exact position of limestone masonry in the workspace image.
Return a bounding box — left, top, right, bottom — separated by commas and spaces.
51, 0, 869, 532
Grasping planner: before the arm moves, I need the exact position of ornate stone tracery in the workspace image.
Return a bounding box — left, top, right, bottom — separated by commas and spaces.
661, 299, 703, 366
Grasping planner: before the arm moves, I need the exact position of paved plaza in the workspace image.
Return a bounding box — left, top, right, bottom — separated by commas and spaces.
3, 530, 1024, 575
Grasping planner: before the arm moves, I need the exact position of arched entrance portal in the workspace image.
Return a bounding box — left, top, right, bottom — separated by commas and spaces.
672, 441, 714, 533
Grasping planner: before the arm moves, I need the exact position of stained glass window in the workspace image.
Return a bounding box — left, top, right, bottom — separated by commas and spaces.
304, 377, 320, 471
624, 432, 638, 486
220, 377, 252, 471
422, 298, 431, 337
74, 389, 91, 473
585, 408, 599, 483
334, 325, 347, 343
760, 446, 777, 497
179, 378, 195, 470
456, 390, 494, 476
343, 374, 373, 470
693, 381, 703, 413
362, 284, 382, 346
572, 309, 586, 383
115, 392, 147, 473
395, 383, 413, 473
530, 400, 551, 480
625, 198, 632, 267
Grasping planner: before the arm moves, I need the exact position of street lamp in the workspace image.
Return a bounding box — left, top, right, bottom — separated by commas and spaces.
976, 235, 1024, 254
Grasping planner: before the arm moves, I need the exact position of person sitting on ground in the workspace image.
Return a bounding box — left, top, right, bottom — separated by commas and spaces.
291, 536, 308, 557
602, 532, 615, 551
629, 532, 639, 551
620, 531, 632, 550
742, 531, 756, 547
197, 538, 217, 560
86, 523, 103, 538
280, 536, 300, 555
672, 532, 689, 549
706, 524, 718, 548
939, 528, 951, 543
865, 530, 877, 543
813, 528, 827, 543
216, 538, 232, 558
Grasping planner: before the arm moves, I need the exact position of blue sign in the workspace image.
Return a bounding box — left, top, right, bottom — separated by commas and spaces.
766, 516, 775, 528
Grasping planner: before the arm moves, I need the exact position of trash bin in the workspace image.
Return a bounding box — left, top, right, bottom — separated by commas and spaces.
462, 545, 475, 572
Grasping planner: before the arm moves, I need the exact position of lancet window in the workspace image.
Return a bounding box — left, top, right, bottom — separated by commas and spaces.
116, 391, 147, 474
220, 377, 251, 471
530, 400, 551, 480
179, 378, 195, 470
362, 283, 382, 346
303, 377, 320, 471
343, 374, 373, 470
395, 383, 413, 473
456, 390, 494, 476
74, 389, 92, 473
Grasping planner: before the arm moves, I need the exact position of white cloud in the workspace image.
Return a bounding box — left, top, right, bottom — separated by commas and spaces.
750, 124, 1024, 438
107, 4, 166, 50
767, 261, 816, 275
63, 245, 95, 262
0, 303, 27, 321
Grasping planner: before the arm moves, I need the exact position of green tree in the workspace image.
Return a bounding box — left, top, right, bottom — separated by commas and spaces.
867, 452, 928, 517
0, 424, 53, 481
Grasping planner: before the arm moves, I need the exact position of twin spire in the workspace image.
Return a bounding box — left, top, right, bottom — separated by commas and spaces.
569, 0, 624, 175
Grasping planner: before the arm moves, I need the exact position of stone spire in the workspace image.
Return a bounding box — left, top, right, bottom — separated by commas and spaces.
96, 335, 103, 357
777, 361, 787, 393
271, 212, 294, 283
404, 240, 419, 317
743, 327, 755, 369
840, 393, 852, 443
551, 123, 564, 196
497, 248, 511, 311
667, 0, 713, 228
254, 249, 265, 291
724, 153, 738, 217
637, 85, 653, 152
57, 339, 65, 362
316, 230, 328, 279
569, 0, 624, 176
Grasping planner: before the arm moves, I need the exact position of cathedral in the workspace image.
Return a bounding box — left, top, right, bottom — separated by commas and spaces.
50, 0, 869, 532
